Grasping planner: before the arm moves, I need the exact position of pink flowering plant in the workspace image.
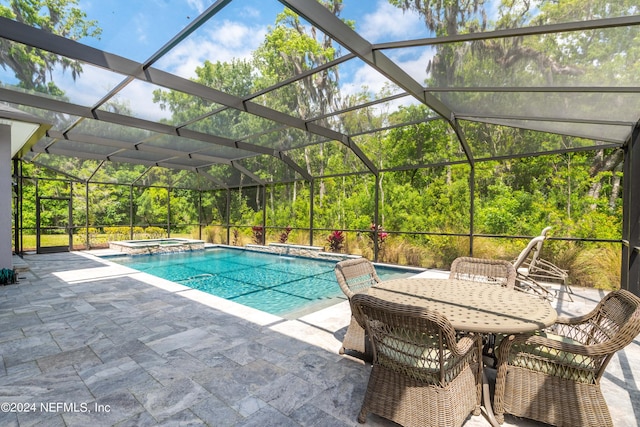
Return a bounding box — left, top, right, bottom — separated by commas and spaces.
279, 225, 292, 244
327, 230, 345, 252
368, 223, 388, 250
251, 225, 264, 245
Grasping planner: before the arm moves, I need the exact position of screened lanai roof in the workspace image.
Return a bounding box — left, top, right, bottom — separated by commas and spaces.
0, 0, 639, 190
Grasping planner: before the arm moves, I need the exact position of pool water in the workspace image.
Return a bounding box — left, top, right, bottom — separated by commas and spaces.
109, 248, 416, 318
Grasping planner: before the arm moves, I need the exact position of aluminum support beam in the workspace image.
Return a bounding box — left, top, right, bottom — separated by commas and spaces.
0, 17, 347, 177
280, 0, 470, 167
281, 0, 452, 121
376, 15, 640, 49
622, 123, 640, 295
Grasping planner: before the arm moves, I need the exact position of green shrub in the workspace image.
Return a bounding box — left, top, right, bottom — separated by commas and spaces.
104, 226, 130, 241
132, 227, 145, 238
145, 227, 165, 239
74, 227, 102, 247
202, 225, 225, 243
571, 245, 620, 290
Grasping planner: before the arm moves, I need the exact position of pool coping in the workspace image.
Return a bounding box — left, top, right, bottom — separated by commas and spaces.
75, 250, 285, 327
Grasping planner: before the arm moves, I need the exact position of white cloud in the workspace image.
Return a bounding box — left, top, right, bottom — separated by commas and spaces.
341, 64, 391, 98
155, 20, 267, 79
338, 46, 434, 98
111, 80, 170, 122
337, 1, 437, 105
358, 1, 426, 43
209, 20, 263, 50
186, 0, 208, 14
238, 4, 262, 20
339, 62, 422, 113
133, 12, 151, 46
387, 47, 436, 84
48, 64, 169, 123
49, 65, 121, 107
336, 49, 435, 115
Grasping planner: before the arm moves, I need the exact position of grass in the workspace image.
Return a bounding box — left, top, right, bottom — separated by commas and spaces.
18, 232, 195, 251
570, 244, 621, 290
20, 234, 70, 249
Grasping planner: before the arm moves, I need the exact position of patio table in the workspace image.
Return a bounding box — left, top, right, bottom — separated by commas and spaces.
367, 277, 558, 427
369, 277, 557, 334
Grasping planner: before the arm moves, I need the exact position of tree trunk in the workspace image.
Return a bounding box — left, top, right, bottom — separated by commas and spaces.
609, 173, 621, 211
587, 149, 623, 210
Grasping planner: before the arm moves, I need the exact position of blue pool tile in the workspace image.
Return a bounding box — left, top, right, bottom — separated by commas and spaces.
128, 264, 204, 282
230, 289, 312, 317
220, 268, 304, 288
315, 270, 339, 282
272, 277, 341, 300
109, 249, 419, 317
184, 276, 263, 299
264, 259, 334, 276
225, 255, 275, 268
184, 259, 246, 275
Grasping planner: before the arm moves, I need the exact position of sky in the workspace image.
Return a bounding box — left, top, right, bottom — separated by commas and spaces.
103, 0, 434, 121
80, 0, 431, 66
0, 0, 443, 121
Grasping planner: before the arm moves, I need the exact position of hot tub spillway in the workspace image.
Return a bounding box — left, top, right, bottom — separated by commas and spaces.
108, 238, 205, 255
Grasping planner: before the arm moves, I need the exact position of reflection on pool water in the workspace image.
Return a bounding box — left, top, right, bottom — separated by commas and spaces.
108, 247, 418, 318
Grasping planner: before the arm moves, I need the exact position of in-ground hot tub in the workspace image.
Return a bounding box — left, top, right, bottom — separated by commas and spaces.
109, 238, 205, 255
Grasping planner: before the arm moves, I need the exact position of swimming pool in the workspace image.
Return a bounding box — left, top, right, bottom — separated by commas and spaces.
109, 248, 417, 318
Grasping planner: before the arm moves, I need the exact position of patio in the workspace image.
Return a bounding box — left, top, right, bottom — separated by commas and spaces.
0, 251, 637, 426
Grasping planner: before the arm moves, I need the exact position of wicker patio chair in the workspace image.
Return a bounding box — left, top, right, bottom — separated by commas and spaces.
449, 257, 516, 289
512, 236, 555, 300
350, 293, 483, 427
334, 258, 381, 360
526, 227, 574, 301
493, 288, 640, 426
449, 257, 517, 366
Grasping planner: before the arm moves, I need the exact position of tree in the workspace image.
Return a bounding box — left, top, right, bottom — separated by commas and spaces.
254, 1, 350, 203
153, 58, 254, 131
389, 0, 486, 85
0, 0, 101, 95
389, 0, 629, 218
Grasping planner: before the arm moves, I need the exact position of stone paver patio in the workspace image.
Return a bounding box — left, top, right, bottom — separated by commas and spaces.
0, 251, 638, 426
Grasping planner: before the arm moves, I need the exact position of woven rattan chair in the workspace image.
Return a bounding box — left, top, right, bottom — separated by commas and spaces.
493, 289, 640, 426
512, 236, 554, 300
334, 258, 381, 359
350, 293, 482, 427
449, 257, 516, 289
449, 257, 517, 366
526, 227, 574, 301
